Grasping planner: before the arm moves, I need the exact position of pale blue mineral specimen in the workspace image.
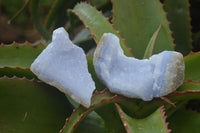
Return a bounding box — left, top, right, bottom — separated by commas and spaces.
93, 33, 184, 101
31, 27, 95, 108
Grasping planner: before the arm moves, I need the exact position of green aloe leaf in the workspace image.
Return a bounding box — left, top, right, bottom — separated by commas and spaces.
0, 43, 44, 68
112, 0, 174, 58
132, 80, 200, 119
0, 43, 44, 79
87, 56, 106, 91
143, 24, 162, 59
60, 89, 139, 133
0, 77, 73, 133
73, 29, 96, 53
95, 104, 126, 133
184, 52, 200, 81
166, 81, 200, 101
177, 80, 200, 92
88, 0, 108, 7
169, 108, 200, 133
165, 0, 192, 55
73, 111, 106, 133
72, 2, 132, 57
62, 81, 200, 133
0, 67, 36, 79
116, 104, 170, 133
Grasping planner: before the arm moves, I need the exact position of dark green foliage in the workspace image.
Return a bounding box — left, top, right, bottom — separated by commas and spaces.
169, 107, 200, 133
112, 0, 174, 58
0, 43, 44, 68
1, 0, 200, 132
0, 77, 73, 133
72, 3, 132, 56
116, 104, 169, 133
165, 0, 192, 55
184, 52, 200, 81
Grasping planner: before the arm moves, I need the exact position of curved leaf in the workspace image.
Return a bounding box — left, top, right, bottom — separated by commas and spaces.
61, 81, 200, 133
73, 111, 106, 133
0, 76, 73, 133
132, 80, 200, 119
184, 52, 200, 81
165, 0, 192, 55
0, 67, 36, 79
72, 2, 132, 57
87, 56, 106, 91
60, 89, 138, 133
169, 108, 200, 133
0, 42, 45, 68
95, 104, 126, 133
116, 104, 170, 133
177, 80, 200, 92
112, 0, 174, 58
143, 24, 162, 59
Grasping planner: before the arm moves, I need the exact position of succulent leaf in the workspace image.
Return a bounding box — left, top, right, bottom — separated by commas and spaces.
169, 108, 200, 133
134, 80, 200, 119
0, 42, 44, 68
60, 89, 139, 133
95, 103, 126, 133
0, 76, 73, 133
116, 104, 170, 133
0, 67, 36, 79
112, 0, 174, 58
73, 111, 106, 133
165, 0, 192, 55
143, 24, 162, 59
87, 56, 106, 91
184, 52, 200, 81
177, 80, 200, 92
72, 2, 132, 57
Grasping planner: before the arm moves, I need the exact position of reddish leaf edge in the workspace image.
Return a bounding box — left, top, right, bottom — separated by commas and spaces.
133, 80, 200, 118
115, 104, 171, 133
69, 2, 133, 57
60, 88, 139, 133
161, 2, 176, 48
164, 0, 193, 51
160, 106, 172, 133
0, 75, 37, 82
60, 79, 200, 132
150, 23, 162, 56
115, 103, 131, 133
0, 66, 38, 80
135, 89, 200, 118
110, 0, 176, 50
184, 51, 200, 58
0, 41, 45, 47
0, 66, 30, 70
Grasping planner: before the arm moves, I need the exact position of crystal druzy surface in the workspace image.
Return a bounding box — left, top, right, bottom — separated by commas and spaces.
93, 33, 185, 101
31, 27, 95, 108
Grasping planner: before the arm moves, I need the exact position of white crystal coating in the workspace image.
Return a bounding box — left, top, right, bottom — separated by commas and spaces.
93, 33, 185, 101
31, 27, 95, 108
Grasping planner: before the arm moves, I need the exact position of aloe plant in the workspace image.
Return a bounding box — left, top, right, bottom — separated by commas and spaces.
1, 0, 200, 133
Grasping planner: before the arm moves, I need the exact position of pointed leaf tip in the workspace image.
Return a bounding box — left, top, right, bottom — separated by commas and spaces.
112, 0, 174, 58
72, 2, 132, 57
116, 104, 170, 133
143, 24, 162, 59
